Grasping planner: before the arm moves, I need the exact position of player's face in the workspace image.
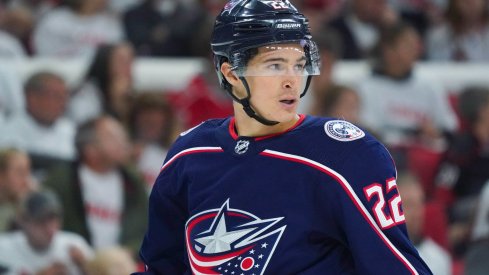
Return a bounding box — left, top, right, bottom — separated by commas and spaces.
241, 43, 306, 123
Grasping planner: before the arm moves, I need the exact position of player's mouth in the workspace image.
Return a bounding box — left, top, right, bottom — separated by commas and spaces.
279, 98, 298, 110
280, 99, 295, 104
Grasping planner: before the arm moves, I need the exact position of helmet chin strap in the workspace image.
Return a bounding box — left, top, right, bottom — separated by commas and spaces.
300, 75, 313, 98
236, 76, 279, 126
226, 75, 313, 126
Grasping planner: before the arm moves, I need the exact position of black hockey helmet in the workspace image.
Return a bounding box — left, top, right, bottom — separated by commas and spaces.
210, 0, 320, 125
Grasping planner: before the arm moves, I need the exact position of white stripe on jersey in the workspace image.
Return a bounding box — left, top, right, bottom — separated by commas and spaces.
161, 147, 224, 172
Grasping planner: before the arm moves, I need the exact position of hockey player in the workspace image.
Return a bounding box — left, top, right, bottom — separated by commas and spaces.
136, 0, 433, 274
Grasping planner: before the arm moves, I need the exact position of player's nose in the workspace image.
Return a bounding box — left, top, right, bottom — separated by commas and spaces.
282, 77, 298, 90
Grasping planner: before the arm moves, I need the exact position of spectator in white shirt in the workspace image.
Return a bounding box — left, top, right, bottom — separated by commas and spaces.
0, 190, 93, 275
426, 0, 489, 62
68, 42, 135, 125
32, 0, 123, 59
43, 115, 148, 255
357, 22, 458, 147
0, 71, 76, 163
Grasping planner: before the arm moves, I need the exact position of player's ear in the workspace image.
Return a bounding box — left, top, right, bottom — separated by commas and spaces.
221, 62, 240, 87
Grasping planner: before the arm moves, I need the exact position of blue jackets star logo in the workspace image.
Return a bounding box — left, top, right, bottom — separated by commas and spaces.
185, 200, 286, 274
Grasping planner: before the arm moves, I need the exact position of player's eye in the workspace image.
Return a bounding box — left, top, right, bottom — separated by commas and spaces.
267, 63, 284, 71
294, 63, 306, 72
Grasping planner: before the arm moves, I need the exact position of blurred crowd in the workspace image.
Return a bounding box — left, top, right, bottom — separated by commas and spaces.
1, 0, 489, 274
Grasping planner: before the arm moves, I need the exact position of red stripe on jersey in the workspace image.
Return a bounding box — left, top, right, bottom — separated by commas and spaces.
228, 114, 306, 141
259, 149, 418, 275
229, 117, 239, 140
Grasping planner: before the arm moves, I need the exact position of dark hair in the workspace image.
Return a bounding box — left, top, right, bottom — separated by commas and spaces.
381, 23, 413, 46
445, 0, 489, 34
24, 71, 64, 95
75, 117, 102, 157
62, 0, 83, 11
321, 84, 355, 116
458, 86, 489, 125
84, 44, 116, 112
313, 28, 342, 58
371, 21, 416, 65
21, 190, 62, 222
129, 93, 176, 147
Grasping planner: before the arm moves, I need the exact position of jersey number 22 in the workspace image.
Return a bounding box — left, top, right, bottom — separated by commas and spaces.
364, 178, 405, 229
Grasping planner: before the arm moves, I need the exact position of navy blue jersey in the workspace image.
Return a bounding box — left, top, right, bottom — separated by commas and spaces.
137, 115, 432, 275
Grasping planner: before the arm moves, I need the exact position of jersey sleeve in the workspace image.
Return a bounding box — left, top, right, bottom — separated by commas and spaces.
332, 139, 432, 275
135, 143, 190, 274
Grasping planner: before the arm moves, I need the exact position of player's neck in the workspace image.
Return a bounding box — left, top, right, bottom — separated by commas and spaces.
233, 109, 300, 137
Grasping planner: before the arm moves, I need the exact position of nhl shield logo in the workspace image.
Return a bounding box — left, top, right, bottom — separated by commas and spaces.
324, 120, 365, 142
235, 140, 250, 154
185, 200, 286, 275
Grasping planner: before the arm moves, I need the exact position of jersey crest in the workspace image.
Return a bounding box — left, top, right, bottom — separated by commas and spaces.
185, 200, 286, 275
324, 120, 365, 142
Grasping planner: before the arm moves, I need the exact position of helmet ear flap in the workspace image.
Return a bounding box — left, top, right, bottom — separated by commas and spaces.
214, 55, 233, 93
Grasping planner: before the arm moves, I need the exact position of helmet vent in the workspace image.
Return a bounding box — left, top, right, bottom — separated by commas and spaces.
234, 22, 271, 33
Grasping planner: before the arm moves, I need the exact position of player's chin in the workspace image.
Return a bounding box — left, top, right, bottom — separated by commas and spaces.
272, 110, 298, 124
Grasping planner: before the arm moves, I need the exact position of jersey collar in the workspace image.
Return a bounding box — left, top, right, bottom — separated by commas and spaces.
228, 114, 306, 141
